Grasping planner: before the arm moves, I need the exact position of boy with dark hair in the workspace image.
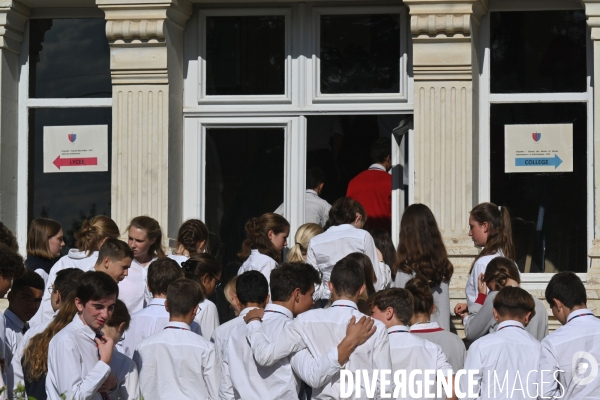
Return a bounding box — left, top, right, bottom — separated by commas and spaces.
244, 256, 390, 399
539, 272, 600, 399
462, 286, 540, 399
121, 257, 201, 358
369, 288, 455, 399
47, 271, 120, 399
93, 238, 133, 283
134, 279, 219, 399
5, 270, 44, 397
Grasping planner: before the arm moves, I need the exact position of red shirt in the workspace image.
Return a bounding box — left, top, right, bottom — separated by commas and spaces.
346, 165, 392, 233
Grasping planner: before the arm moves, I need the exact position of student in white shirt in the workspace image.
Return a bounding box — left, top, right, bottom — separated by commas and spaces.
454, 203, 514, 314
102, 299, 140, 400
405, 276, 466, 372
121, 258, 201, 358
306, 197, 384, 304
461, 286, 540, 400
134, 279, 219, 400
393, 204, 453, 331
369, 288, 456, 400
460, 257, 547, 342
46, 271, 120, 400
275, 167, 332, 228
120, 216, 165, 314
237, 213, 290, 284
4, 271, 44, 398
244, 255, 391, 399
287, 223, 323, 263
182, 254, 221, 340
94, 239, 133, 284
15, 268, 84, 399
167, 218, 210, 266
31, 215, 120, 328
221, 262, 371, 400
539, 272, 600, 399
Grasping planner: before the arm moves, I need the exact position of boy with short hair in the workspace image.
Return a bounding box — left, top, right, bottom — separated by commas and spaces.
369, 288, 455, 400
121, 257, 201, 357
539, 271, 600, 399
461, 286, 540, 399
93, 238, 133, 284
244, 256, 391, 399
46, 271, 120, 399
134, 279, 219, 399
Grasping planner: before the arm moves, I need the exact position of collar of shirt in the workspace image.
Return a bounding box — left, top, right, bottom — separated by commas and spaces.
409, 321, 443, 332
566, 308, 595, 323
239, 307, 259, 318
497, 320, 525, 330
306, 189, 318, 197
387, 325, 409, 334
326, 224, 355, 233
368, 163, 387, 172
164, 321, 191, 330
5, 308, 25, 331
148, 298, 167, 307
331, 299, 359, 310
72, 314, 99, 343
132, 257, 158, 267
264, 303, 293, 319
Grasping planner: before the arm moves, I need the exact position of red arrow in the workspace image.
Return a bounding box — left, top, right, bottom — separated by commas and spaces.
53, 155, 98, 170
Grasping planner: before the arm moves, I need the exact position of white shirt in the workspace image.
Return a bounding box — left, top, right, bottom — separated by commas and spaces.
167, 254, 188, 266
465, 251, 503, 309
539, 309, 600, 399
237, 250, 278, 284
461, 320, 540, 400
120, 298, 202, 358
220, 304, 342, 400
246, 299, 392, 399
5, 309, 27, 398
194, 298, 219, 340
133, 321, 220, 400
387, 325, 453, 400
107, 350, 140, 400
119, 258, 156, 315
210, 307, 256, 360
46, 314, 112, 400
378, 261, 393, 290
306, 224, 383, 299
30, 250, 99, 328
274, 190, 332, 228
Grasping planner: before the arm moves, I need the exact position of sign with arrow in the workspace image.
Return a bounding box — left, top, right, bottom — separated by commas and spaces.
43, 125, 108, 173
504, 123, 573, 173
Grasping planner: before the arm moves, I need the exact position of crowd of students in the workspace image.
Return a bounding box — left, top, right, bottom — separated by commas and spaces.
0, 197, 597, 399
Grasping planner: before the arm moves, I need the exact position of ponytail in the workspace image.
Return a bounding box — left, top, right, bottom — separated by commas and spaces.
405, 275, 434, 316
238, 213, 290, 262
287, 223, 323, 263
74, 216, 120, 256
470, 202, 515, 263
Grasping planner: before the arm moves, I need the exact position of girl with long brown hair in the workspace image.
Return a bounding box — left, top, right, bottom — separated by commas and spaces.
393, 204, 454, 331
25, 218, 65, 284
237, 213, 290, 283
169, 219, 210, 266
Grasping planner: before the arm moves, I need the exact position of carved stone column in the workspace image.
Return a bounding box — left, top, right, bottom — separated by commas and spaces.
96, 0, 192, 245
404, 0, 488, 331
0, 1, 28, 235
581, 0, 600, 313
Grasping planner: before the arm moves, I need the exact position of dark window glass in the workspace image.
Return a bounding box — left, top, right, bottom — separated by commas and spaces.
320, 14, 400, 94
490, 103, 587, 273
490, 11, 587, 93
206, 16, 285, 95
29, 19, 111, 98
29, 108, 112, 251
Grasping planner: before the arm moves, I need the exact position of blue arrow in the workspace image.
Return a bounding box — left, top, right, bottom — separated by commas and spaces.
515, 154, 563, 169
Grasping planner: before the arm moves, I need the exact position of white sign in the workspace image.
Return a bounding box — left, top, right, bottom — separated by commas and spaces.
43, 125, 108, 173
504, 123, 573, 173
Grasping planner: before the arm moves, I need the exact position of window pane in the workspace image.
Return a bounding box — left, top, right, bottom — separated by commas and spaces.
205, 128, 284, 270
29, 108, 112, 251
206, 16, 285, 95
29, 19, 111, 98
490, 10, 587, 93
320, 14, 400, 94
490, 103, 587, 273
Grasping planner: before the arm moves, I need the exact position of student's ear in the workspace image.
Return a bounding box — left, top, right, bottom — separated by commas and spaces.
523, 311, 532, 326
267, 230, 275, 240
74, 297, 85, 313
553, 298, 564, 311
200, 273, 211, 286
481, 221, 490, 233
358, 284, 366, 297
192, 304, 200, 316
317, 182, 325, 192
197, 240, 206, 253
7, 290, 13, 302
164, 300, 170, 313
327, 281, 335, 296
102, 256, 111, 269
492, 308, 499, 322
354, 213, 362, 224
385, 306, 394, 321
264, 294, 270, 306
118, 321, 127, 334
293, 288, 301, 303
430, 304, 436, 316
55, 291, 62, 306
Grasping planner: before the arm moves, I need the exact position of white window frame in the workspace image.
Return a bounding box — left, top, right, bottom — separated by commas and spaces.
478, 0, 591, 284
16, 9, 112, 251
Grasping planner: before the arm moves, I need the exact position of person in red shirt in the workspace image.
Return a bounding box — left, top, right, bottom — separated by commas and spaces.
346, 138, 392, 233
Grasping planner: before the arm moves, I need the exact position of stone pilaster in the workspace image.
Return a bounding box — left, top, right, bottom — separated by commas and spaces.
404, 0, 488, 332
96, 0, 192, 245
0, 1, 28, 236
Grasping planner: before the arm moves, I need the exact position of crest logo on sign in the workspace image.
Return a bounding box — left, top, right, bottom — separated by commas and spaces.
68, 133, 76, 143
532, 132, 541, 142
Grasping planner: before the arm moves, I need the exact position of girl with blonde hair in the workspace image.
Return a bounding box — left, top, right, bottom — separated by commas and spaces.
287, 223, 323, 262
25, 218, 65, 284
